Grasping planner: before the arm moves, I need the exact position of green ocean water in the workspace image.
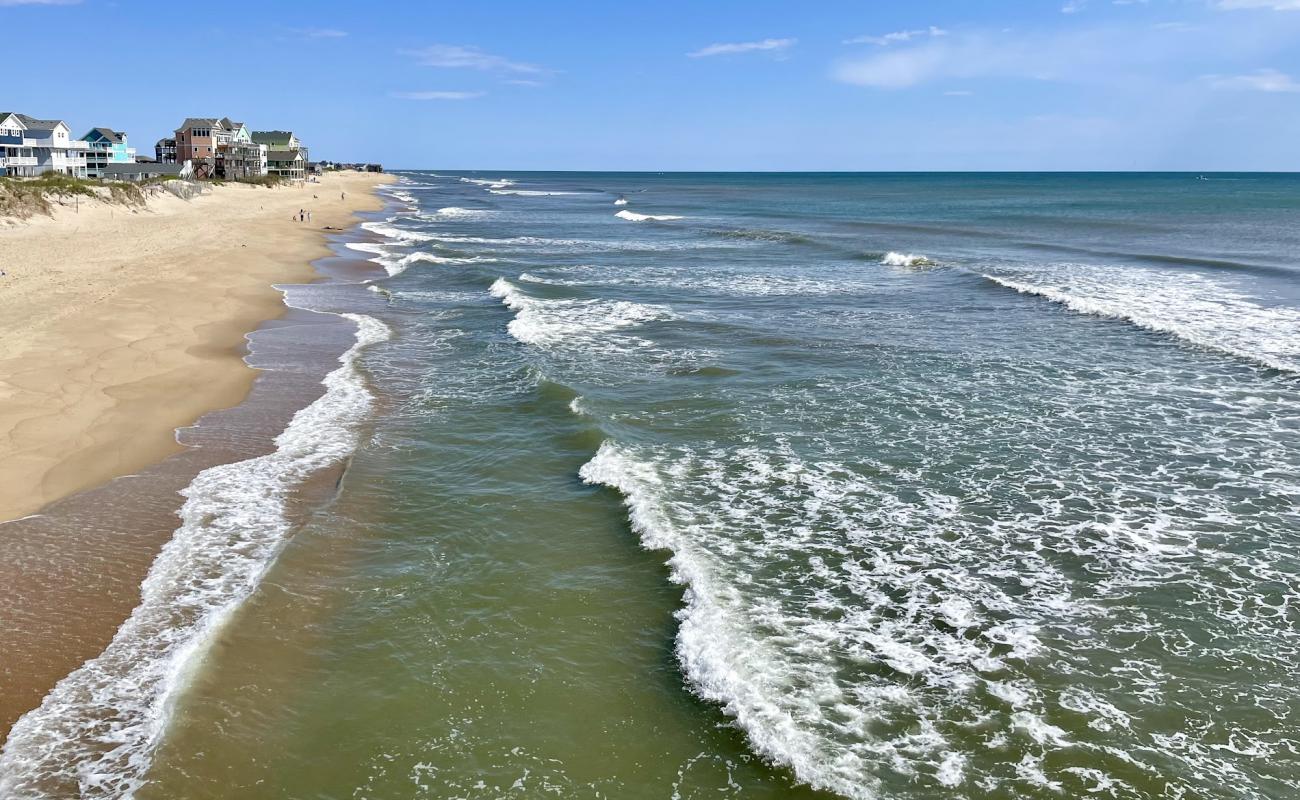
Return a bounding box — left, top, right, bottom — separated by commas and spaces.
4, 173, 1300, 799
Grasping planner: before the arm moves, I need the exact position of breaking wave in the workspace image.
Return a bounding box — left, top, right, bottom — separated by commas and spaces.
881, 252, 931, 267
984, 265, 1300, 374
488, 278, 675, 349
616, 210, 685, 222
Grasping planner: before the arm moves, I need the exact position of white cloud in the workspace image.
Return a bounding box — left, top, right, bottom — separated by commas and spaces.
687, 38, 795, 58
1061, 0, 1087, 13
1206, 68, 1300, 91
400, 44, 543, 74
1216, 0, 1300, 9
390, 90, 486, 101
844, 26, 947, 46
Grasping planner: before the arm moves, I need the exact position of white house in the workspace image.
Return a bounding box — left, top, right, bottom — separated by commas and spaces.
0, 112, 36, 176
1, 114, 90, 177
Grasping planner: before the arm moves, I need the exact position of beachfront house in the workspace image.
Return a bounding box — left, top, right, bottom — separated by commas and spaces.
155, 137, 177, 164
251, 130, 308, 181
173, 117, 235, 179
0, 112, 33, 176
0, 114, 90, 177
215, 118, 268, 180
81, 128, 137, 179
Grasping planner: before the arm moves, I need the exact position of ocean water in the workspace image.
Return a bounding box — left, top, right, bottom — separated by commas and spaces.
4, 172, 1300, 799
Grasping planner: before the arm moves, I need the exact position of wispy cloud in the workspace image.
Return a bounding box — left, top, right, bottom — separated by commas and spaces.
293, 27, 347, 38
400, 44, 543, 74
844, 27, 947, 46
687, 38, 795, 58
1216, 0, 1300, 9
1205, 68, 1300, 91
390, 90, 486, 101
1061, 0, 1087, 13
0, 0, 81, 5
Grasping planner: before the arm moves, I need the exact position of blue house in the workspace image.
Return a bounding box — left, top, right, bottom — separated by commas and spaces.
81, 127, 136, 178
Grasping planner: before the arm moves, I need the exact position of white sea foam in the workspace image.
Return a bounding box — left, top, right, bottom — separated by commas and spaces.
613, 197, 628, 206
488, 278, 675, 349
881, 252, 931, 267
0, 314, 391, 800
378, 251, 498, 277
983, 264, 1300, 374
459, 177, 515, 188
361, 220, 436, 243
426, 206, 493, 219
489, 189, 589, 196
615, 210, 684, 222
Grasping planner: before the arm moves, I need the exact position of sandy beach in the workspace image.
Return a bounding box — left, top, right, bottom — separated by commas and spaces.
0, 170, 391, 524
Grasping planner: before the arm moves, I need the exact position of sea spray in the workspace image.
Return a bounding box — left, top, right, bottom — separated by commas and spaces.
0, 315, 391, 800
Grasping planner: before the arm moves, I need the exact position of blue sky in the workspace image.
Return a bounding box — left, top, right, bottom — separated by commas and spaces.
4, 0, 1299, 170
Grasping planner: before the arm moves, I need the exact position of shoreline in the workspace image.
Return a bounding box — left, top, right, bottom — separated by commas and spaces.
0, 173, 393, 735
0, 171, 393, 522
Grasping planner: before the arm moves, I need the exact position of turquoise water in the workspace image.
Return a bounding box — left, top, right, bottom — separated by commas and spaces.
4, 173, 1300, 799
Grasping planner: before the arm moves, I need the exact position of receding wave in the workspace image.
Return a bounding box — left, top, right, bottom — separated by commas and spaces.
984, 265, 1300, 374
0, 314, 391, 799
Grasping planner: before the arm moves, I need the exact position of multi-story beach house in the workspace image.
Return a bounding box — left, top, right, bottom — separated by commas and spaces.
155, 137, 177, 164
0, 112, 33, 176
172, 117, 235, 179
0, 113, 90, 177
251, 130, 308, 181
215, 118, 267, 180
81, 128, 136, 179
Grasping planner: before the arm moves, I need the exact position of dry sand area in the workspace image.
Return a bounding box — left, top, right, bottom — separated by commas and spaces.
0, 170, 392, 522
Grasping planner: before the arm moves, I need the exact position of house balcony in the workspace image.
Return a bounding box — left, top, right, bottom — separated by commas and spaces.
0, 134, 23, 146
26, 137, 90, 150
1, 156, 38, 167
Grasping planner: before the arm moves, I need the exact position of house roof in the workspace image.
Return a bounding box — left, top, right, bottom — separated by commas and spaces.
85, 127, 127, 143
267, 149, 304, 161
15, 113, 64, 130
252, 130, 297, 146
156, 138, 176, 147
174, 117, 227, 133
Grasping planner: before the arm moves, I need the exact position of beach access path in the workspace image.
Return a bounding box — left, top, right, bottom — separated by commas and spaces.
0, 170, 392, 523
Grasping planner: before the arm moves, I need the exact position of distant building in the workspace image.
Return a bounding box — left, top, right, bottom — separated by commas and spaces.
155, 137, 177, 164
0, 113, 90, 177
173, 117, 232, 179
215, 117, 267, 180
81, 128, 136, 178
251, 130, 308, 181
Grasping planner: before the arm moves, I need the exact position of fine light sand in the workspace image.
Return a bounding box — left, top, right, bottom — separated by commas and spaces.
0, 171, 392, 523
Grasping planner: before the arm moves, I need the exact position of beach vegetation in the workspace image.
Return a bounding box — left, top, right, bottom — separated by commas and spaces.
234, 174, 285, 188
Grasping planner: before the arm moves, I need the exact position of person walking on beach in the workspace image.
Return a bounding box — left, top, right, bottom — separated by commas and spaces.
341, 191, 346, 202
307, 210, 312, 223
